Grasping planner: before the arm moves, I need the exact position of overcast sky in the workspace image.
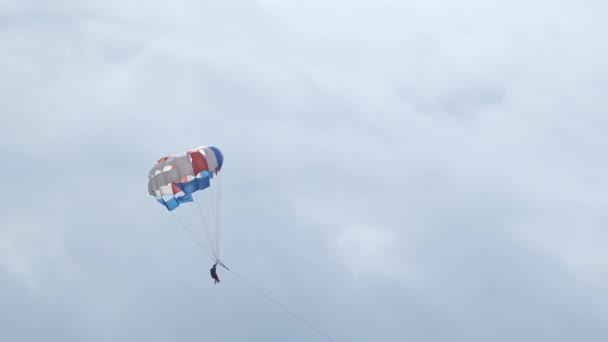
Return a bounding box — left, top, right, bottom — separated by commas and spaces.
1, 0, 607, 341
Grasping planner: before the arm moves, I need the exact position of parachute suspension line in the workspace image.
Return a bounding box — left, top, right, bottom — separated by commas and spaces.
194, 190, 217, 261
209, 181, 219, 261
189, 175, 222, 264
184, 200, 207, 251
205, 186, 215, 260
214, 173, 222, 261
207, 184, 219, 261
170, 211, 215, 263
227, 268, 335, 342
184, 198, 215, 259
217, 177, 223, 257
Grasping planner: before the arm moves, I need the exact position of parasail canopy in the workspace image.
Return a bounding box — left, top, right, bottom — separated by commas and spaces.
147, 145, 225, 263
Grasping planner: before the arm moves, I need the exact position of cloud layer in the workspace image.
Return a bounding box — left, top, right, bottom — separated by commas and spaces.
1, 0, 607, 341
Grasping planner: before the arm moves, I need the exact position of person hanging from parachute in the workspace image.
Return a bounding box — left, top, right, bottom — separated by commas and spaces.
210, 263, 221, 284
148, 145, 229, 284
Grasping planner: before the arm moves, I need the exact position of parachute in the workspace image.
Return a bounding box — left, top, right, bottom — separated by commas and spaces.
147, 145, 225, 265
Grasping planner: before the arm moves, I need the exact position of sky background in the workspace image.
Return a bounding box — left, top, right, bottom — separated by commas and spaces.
1, 0, 607, 341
